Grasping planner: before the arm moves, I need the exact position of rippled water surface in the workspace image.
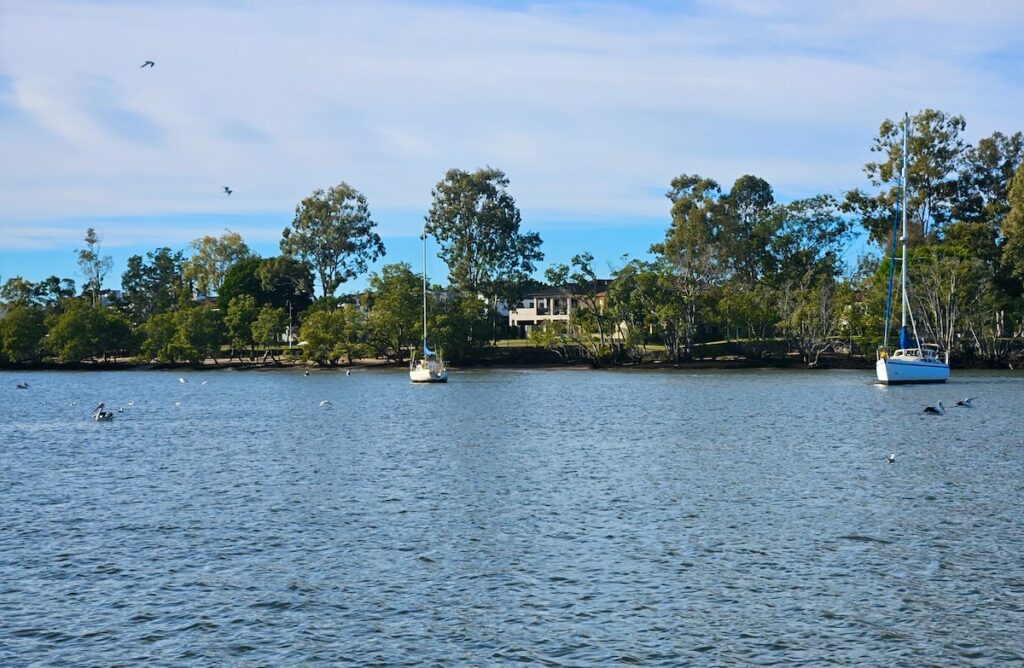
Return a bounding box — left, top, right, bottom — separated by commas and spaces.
2, 368, 1023, 666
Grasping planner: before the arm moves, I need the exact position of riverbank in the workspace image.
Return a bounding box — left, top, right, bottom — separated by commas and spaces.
4, 350, 1016, 372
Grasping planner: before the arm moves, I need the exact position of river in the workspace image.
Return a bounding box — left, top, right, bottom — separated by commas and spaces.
2, 368, 1023, 665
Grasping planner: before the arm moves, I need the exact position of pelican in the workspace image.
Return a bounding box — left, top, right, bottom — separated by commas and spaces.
319, 400, 332, 407
886, 453, 896, 464
179, 377, 188, 384
955, 397, 976, 407
16, 382, 29, 389
92, 402, 114, 421
923, 401, 945, 415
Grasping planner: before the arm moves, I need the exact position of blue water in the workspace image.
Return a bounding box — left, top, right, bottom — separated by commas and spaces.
2, 368, 1023, 665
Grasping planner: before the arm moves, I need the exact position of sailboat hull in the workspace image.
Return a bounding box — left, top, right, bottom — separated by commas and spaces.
409, 358, 448, 383
876, 357, 949, 384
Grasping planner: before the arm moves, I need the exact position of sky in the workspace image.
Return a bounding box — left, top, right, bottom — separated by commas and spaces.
1, 0, 1022, 292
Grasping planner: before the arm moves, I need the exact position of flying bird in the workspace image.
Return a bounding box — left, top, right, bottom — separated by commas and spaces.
955, 397, 976, 407
140, 60, 155, 68
923, 401, 945, 415
223, 186, 232, 196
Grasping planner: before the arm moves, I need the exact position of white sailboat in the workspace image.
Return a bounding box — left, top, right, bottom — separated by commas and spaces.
409, 230, 448, 383
876, 113, 949, 385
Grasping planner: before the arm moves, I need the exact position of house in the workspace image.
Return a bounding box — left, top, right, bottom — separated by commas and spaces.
507, 281, 612, 337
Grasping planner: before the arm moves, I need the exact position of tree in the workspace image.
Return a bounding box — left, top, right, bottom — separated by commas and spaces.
281, 182, 385, 298
768, 194, 853, 287
0, 305, 46, 363
121, 247, 185, 323
1002, 163, 1024, 282
425, 167, 543, 308
224, 294, 259, 359
955, 130, 1024, 227
298, 309, 345, 365
217, 256, 315, 314
77, 228, 113, 306
172, 307, 223, 363
140, 312, 178, 362
182, 230, 252, 298
721, 175, 777, 283
844, 109, 967, 244
651, 174, 726, 359
45, 300, 133, 362
252, 305, 286, 362
366, 262, 422, 362
545, 253, 614, 366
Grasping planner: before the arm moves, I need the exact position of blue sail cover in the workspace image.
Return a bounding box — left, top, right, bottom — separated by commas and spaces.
898, 326, 917, 350
423, 340, 435, 357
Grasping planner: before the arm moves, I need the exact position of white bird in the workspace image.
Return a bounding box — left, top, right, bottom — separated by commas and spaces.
955, 397, 976, 407
923, 401, 945, 415
319, 400, 332, 407
346, 369, 351, 376
886, 453, 896, 464
127, 401, 135, 406
303, 370, 310, 377
179, 378, 188, 384
201, 381, 208, 385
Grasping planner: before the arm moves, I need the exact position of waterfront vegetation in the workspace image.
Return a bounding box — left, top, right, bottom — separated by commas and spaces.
3, 110, 1024, 369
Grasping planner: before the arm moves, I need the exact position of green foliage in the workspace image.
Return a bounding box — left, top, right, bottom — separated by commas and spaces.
281, 182, 385, 298
298, 309, 345, 365
139, 308, 222, 363
1, 276, 75, 309
426, 167, 543, 308
183, 230, 252, 298
77, 228, 113, 307
121, 247, 185, 323
366, 262, 422, 362
45, 300, 133, 362
432, 294, 492, 362
0, 305, 46, 363
141, 312, 178, 362
1002, 163, 1024, 283
224, 294, 259, 358
252, 306, 286, 359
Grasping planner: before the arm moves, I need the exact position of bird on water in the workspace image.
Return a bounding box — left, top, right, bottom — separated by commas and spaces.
923, 401, 945, 415
956, 397, 976, 407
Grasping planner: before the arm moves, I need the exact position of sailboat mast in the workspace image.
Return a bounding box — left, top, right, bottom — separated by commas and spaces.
899, 112, 909, 331
422, 230, 428, 349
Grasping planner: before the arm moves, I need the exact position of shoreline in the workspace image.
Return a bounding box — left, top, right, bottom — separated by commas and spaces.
2, 353, 1016, 372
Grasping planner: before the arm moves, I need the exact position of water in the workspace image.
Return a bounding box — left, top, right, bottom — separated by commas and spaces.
2, 368, 1023, 666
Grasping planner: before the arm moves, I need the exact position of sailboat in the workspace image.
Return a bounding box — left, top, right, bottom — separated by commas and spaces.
409, 230, 448, 383
876, 113, 949, 385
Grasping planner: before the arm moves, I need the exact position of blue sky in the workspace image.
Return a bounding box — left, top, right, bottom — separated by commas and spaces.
2, 0, 1022, 292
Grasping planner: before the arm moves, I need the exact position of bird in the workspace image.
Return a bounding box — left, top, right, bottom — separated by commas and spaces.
346, 369, 351, 376
127, 401, 135, 406
92, 402, 114, 421
15, 382, 29, 389
140, 60, 155, 68
886, 453, 896, 464
955, 397, 976, 408
303, 370, 310, 377
179, 377, 188, 383
201, 381, 208, 385
174, 401, 182, 407
923, 401, 945, 415
319, 400, 332, 407
223, 186, 232, 196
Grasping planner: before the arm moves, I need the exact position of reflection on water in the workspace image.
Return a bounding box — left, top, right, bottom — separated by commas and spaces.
2, 368, 1023, 665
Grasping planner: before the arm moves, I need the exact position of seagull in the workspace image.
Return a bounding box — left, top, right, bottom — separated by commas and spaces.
223, 186, 232, 196
319, 400, 332, 407
140, 60, 155, 68
15, 382, 29, 389
303, 370, 310, 377
955, 397, 976, 408
179, 377, 188, 383
886, 453, 896, 464
346, 369, 351, 376
127, 401, 135, 406
174, 401, 182, 407
201, 381, 208, 385
923, 401, 945, 415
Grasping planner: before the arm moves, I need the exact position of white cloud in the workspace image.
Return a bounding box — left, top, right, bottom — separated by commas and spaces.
1, 0, 1022, 249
